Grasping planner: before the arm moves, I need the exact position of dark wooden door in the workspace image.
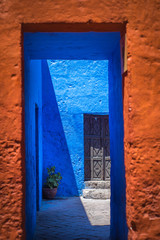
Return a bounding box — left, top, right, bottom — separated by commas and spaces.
84, 114, 110, 181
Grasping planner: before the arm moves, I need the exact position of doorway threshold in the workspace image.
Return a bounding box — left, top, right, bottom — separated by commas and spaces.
83, 181, 110, 199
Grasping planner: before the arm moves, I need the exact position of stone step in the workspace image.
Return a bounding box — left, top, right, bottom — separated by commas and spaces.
83, 189, 110, 199
84, 181, 110, 189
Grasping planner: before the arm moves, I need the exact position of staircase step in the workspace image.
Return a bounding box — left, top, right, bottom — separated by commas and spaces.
84, 181, 110, 189
83, 189, 110, 199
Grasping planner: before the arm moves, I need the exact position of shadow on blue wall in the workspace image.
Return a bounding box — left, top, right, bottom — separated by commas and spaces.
42, 60, 79, 196
24, 32, 120, 60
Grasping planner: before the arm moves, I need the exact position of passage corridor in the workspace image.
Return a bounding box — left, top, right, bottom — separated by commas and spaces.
34, 197, 110, 240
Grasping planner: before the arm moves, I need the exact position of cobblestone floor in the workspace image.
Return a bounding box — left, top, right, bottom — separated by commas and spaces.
34, 197, 110, 240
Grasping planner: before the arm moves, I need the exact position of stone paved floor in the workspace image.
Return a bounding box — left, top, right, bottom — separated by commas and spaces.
34, 197, 110, 240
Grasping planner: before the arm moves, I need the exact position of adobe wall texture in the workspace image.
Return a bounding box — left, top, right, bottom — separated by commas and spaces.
0, 0, 160, 240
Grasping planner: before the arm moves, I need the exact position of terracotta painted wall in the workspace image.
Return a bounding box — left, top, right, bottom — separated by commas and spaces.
0, 0, 160, 240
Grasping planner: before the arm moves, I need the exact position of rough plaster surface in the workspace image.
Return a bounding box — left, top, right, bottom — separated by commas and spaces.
0, 0, 160, 240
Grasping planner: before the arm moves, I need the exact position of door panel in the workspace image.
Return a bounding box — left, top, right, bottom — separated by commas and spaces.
84, 114, 110, 181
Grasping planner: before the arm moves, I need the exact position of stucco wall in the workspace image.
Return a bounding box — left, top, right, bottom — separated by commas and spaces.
0, 1, 160, 240
42, 59, 109, 196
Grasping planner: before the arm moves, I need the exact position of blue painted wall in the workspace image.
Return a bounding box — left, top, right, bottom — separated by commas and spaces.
42, 59, 109, 196
24, 58, 43, 240
109, 43, 128, 239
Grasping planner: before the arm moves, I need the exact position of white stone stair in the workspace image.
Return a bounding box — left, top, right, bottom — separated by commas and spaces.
83, 181, 110, 199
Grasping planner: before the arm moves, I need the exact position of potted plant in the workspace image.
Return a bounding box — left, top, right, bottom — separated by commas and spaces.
42, 166, 62, 199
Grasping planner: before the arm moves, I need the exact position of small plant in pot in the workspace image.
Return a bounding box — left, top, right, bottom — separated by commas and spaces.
42, 166, 62, 199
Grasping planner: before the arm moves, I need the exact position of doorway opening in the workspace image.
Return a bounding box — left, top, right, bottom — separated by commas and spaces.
83, 114, 111, 202
23, 23, 127, 240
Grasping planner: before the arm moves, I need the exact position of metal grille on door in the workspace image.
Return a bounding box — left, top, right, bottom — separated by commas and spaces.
84, 114, 110, 181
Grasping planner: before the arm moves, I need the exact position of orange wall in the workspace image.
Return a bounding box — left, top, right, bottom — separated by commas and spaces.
0, 1, 160, 239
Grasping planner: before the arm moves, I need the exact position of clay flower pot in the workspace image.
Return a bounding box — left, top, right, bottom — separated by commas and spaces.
42, 187, 57, 199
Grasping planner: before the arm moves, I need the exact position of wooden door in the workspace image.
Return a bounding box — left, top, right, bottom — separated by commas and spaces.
84, 114, 110, 181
